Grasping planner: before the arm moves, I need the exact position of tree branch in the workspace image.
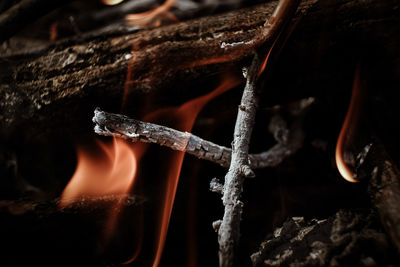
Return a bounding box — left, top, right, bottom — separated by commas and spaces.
217, 52, 262, 267
216, 0, 299, 265
93, 99, 311, 169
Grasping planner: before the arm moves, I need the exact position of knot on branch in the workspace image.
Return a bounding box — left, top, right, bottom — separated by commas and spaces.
239, 104, 247, 111
213, 220, 222, 232
93, 107, 106, 125
210, 178, 224, 194
241, 164, 255, 178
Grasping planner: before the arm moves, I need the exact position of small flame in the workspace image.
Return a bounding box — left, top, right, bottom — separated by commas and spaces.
335, 67, 362, 183
258, 40, 277, 77
143, 74, 242, 267
125, 0, 178, 27
148, 74, 243, 128
61, 137, 140, 259
60, 137, 137, 206
102, 0, 124, 6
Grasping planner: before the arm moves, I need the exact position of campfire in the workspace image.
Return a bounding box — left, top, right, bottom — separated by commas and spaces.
0, 0, 399, 266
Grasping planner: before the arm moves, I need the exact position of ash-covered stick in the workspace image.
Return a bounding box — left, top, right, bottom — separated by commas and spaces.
216, 52, 262, 267
94, 108, 232, 166
217, 0, 299, 265
93, 106, 308, 169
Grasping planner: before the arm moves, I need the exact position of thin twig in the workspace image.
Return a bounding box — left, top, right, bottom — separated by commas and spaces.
216, 0, 299, 265
93, 101, 311, 168
217, 52, 262, 267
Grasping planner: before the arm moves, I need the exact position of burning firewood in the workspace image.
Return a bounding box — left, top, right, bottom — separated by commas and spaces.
0, 0, 399, 266
4, 0, 398, 134
335, 66, 400, 253
93, 0, 303, 263
0, 0, 279, 130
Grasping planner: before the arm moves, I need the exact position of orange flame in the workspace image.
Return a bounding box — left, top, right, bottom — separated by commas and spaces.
125, 0, 178, 27
60, 137, 137, 206
102, 0, 124, 6
60, 137, 141, 260
140, 74, 242, 267
335, 67, 362, 183
258, 39, 277, 77
120, 75, 242, 266
148, 75, 242, 128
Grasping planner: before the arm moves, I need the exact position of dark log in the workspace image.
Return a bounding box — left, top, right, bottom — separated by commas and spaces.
0, 194, 142, 216
251, 210, 397, 266
355, 139, 400, 253
0, 0, 278, 130
0, 195, 145, 266
0, 0, 399, 137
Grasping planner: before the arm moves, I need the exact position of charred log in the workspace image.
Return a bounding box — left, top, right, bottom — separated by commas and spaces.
354, 139, 400, 253
251, 210, 398, 266
1, 0, 399, 139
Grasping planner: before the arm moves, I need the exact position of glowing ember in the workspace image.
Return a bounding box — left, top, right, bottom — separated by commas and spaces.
335, 67, 362, 183
125, 0, 178, 27
102, 0, 124, 6
60, 137, 137, 207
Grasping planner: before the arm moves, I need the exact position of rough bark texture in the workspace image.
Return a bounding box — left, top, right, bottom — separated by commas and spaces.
356, 139, 400, 253
217, 0, 301, 265
2, 0, 398, 138
251, 210, 397, 267
0, 1, 279, 129
217, 52, 261, 267
370, 160, 400, 252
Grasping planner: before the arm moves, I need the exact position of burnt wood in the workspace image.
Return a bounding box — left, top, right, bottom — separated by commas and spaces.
251, 210, 397, 266
0, 0, 399, 137
356, 139, 400, 253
